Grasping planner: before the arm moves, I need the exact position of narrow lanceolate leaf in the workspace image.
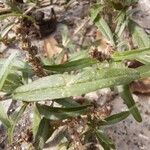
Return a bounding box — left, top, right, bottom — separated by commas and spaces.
8, 102, 28, 143
90, 3, 103, 22
95, 17, 115, 46
32, 103, 41, 138
119, 85, 142, 122
128, 20, 150, 48
0, 52, 18, 90
44, 58, 98, 73
95, 130, 115, 150
112, 47, 150, 61
0, 103, 11, 129
136, 64, 150, 79
13, 67, 139, 101
36, 103, 91, 120
115, 12, 126, 37
54, 98, 81, 107
34, 118, 54, 150
98, 111, 130, 126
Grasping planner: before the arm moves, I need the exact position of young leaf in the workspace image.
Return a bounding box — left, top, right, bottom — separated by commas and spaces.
34, 118, 54, 150
112, 47, 150, 61
90, 3, 103, 22
36, 103, 91, 120
13, 67, 139, 101
0, 51, 18, 90
115, 12, 127, 37
117, 20, 127, 38
98, 111, 130, 126
95, 130, 115, 150
95, 17, 115, 46
128, 20, 150, 48
44, 58, 98, 73
119, 84, 142, 122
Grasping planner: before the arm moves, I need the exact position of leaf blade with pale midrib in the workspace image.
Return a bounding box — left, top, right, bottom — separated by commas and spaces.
120, 84, 142, 122
36, 103, 91, 120
112, 47, 150, 61
13, 67, 139, 101
44, 58, 98, 73
98, 111, 130, 126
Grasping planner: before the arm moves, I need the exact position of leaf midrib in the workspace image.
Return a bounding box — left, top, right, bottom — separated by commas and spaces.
14, 73, 138, 95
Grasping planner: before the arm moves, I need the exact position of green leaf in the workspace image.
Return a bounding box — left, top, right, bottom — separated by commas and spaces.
136, 55, 150, 64
34, 118, 54, 150
0, 58, 32, 73
95, 130, 115, 150
13, 67, 139, 101
44, 58, 98, 73
128, 20, 150, 48
98, 111, 130, 126
54, 98, 81, 107
119, 84, 142, 122
32, 103, 41, 138
95, 17, 115, 46
8, 102, 28, 143
36, 103, 91, 120
90, 3, 103, 22
2, 73, 22, 93
0, 103, 11, 129
0, 52, 18, 90
112, 47, 150, 61
115, 12, 128, 37
117, 20, 127, 38
136, 64, 150, 79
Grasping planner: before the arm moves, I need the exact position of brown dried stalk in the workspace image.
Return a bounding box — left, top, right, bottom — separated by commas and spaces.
21, 37, 47, 77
